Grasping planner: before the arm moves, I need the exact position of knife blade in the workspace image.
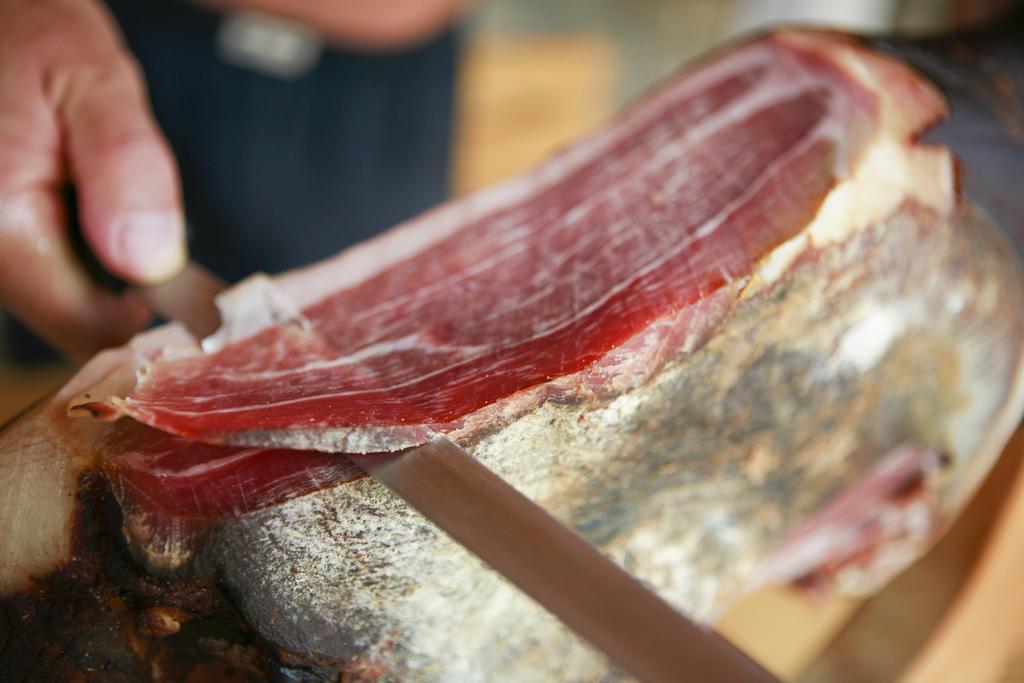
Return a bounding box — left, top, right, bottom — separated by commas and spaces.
351, 440, 778, 683
130, 260, 224, 339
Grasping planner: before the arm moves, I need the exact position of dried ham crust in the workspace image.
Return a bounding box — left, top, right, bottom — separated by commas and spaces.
76, 32, 950, 459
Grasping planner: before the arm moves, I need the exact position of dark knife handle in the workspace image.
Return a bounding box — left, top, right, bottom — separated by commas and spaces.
63, 185, 129, 294
61, 185, 225, 337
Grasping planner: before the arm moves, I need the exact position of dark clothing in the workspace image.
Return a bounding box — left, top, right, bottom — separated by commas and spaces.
107, 0, 459, 282
4, 0, 458, 362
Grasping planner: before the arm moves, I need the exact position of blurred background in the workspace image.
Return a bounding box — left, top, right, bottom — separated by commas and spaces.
2, 0, 1022, 679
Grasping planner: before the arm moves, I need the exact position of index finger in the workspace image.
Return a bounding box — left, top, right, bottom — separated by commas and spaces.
55, 56, 186, 285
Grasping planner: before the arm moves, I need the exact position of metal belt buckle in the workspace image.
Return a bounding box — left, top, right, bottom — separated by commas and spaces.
217, 11, 323, 79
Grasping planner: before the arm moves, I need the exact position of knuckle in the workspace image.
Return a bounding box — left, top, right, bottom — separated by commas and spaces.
88, 52, 146, 94
91, 121, 160, 160
53, 53, 141, 103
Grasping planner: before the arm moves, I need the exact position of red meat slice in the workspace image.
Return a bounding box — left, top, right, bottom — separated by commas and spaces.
102, 419, 364, 519
80, 32, 946, 453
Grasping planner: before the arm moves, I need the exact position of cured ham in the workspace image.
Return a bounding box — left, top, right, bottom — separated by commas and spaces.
5, 28, 1024, 682
82, 32, 950, 453
103, 420, 363, 519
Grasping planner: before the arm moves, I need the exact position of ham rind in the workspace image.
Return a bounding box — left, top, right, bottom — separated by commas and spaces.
83, 32, 949, 453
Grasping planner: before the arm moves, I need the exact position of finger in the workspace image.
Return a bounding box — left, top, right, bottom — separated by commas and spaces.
0, 188, 150, 362
57, 55, 186, 285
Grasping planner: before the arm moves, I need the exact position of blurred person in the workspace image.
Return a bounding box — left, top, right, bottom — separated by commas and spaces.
0, 0, 466, 363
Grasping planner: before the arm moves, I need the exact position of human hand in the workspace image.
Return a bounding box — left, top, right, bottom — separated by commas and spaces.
0, 0, 185, 362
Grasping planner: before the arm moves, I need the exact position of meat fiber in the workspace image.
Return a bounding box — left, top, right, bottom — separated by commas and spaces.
4, 29, 1024, 682
103, 420, 363, 520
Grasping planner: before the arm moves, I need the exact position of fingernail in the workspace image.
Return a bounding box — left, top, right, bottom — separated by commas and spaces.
112, 212, 186, 283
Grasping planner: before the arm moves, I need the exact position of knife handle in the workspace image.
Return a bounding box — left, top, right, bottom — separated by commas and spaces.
62, 184, 226, 337
63, 184, 129, 294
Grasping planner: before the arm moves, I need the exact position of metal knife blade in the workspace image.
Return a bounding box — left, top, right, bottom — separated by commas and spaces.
129, 261, 224, 339
351, 440, 779, 683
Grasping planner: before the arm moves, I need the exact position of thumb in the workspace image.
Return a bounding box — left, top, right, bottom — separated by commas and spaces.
58, 58, 186, 284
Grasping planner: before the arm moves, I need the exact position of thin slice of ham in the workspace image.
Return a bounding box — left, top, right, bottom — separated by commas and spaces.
78, 32, 950, 453
102, 420, 364, 520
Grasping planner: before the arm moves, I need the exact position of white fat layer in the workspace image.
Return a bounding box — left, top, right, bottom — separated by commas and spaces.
809, 142, 953, 245
750, 140, 954, 293
202, 275, 309, 353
